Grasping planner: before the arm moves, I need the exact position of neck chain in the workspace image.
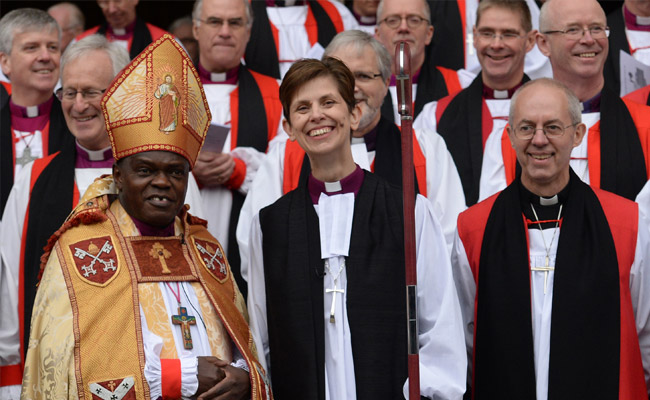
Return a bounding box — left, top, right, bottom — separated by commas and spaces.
165, 282, 182, 305
530, 203, 563, 294
324, 258, 346, 323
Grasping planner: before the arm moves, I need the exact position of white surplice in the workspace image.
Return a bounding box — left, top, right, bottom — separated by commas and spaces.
451, 209, 650, 398
247, 192, 467, 399
265, 2, 359, 78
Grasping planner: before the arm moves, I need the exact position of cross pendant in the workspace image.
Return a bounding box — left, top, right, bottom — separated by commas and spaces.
531, 256, 554, 294
325, 281, 344, 323
16, 147, 37, 167
171, 306, 197, 349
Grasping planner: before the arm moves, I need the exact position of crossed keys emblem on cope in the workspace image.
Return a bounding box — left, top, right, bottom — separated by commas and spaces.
196, 243, 226, 275
74, 241, 116, 277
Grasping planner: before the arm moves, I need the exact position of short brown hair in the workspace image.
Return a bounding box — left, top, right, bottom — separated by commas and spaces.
476, 0, 532, 33
280, 57, 356, 123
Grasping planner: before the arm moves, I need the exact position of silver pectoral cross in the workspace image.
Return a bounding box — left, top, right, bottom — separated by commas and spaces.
326, 281, 344, 323
531, 256, 554, 294
16, 147, 37, 167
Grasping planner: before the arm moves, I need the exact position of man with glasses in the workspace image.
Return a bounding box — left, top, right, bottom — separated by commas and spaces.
452, 77, 650, 399
483, 0, 650, 202
237, 30, 465, 282
424, 0, 550, 82
604, 0, 650, 97
0, 36, 206, 397
76, 0, 167, 60
415, 0, 536, 207
191, 0, 284, 298
47, 2, 85, 52
374, 0, 462, 124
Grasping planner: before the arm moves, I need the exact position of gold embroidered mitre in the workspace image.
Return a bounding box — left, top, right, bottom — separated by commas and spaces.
101, 33, 211, 167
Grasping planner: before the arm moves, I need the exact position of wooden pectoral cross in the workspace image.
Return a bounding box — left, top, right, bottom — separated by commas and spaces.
172, 307, 196, 349
531, 256, 554, 294
325, 282, 344, 324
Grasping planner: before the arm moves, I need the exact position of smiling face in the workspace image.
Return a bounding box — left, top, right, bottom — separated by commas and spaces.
113, 151, 190, 228
474, 6, 535, 90
61, 50, 113, 150
328, 44, 388, 136
374, 0, 433, 73
508, 83, 586, 196
282, 75, 361, 161
537, 0, 608, 89
193, 0, 251, 73
0, 28, 60, 105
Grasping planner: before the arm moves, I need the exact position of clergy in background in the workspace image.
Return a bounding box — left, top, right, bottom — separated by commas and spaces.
484, 0, 650, 201
246, 57, 466, 399
190, 0, 284, 298
76, 0, 167, 60
374, 0, 462, 124
452, 78, 650, 399
415, 0, 536, 207
243, 0, 358, 79
603, 0, 650, 96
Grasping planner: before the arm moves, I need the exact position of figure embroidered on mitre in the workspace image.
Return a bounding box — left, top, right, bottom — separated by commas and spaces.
154, 74, 181, 132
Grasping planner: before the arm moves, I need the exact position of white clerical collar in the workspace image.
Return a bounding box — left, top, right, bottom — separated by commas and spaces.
113, 28, 126, 35
78, 142, 112, 161
493, 89, 509, 99
539, 195, 559, 206
638, 15, 650, 25
324, 181, 342, 192
26, 105, 38, 118
211, 72, 227, 82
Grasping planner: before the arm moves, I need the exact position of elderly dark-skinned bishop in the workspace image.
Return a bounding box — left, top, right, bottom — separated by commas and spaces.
21, 34, 272, 400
